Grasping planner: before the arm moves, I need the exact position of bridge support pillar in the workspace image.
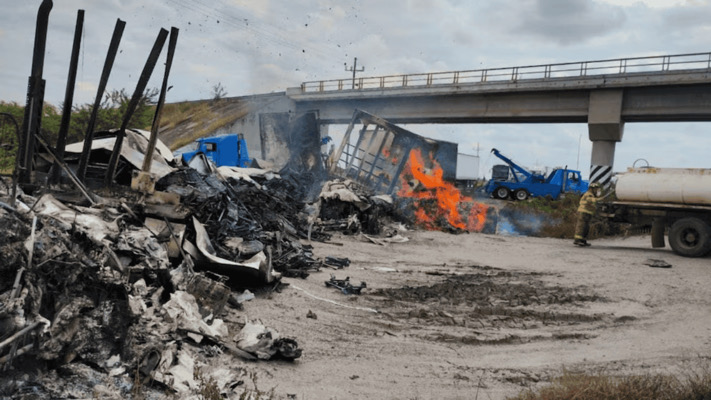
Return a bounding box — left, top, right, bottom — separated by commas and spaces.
587, 89, 624, 186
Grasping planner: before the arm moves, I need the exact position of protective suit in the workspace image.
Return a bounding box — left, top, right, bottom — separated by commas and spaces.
574, 183, 601, 246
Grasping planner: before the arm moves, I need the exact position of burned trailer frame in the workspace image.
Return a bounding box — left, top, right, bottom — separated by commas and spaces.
329, 110, 458, 194
18, 0, 53, 185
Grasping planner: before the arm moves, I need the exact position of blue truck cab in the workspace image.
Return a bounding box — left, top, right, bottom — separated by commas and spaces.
485, 148, 588, 201
180, 133, 251, 168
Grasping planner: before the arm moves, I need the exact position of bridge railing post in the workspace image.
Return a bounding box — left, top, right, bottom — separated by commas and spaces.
511, 67, 519, 82
619, 59, 627, 74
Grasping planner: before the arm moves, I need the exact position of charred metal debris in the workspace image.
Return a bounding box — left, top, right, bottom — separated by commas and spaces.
1, 2, 346, 398
325, 275, 367, 295
1, 48, 405, 394
0, 144, 411, 393
0, 1, 485, 397
1, 64, 409, 396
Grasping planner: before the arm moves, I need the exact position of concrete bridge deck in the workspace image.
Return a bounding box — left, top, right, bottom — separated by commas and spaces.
225, 52, 711, 185
288, 52, 711, 124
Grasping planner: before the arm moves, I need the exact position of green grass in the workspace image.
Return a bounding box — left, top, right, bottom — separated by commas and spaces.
504, 194, 621, 239
162, 100, 248, 151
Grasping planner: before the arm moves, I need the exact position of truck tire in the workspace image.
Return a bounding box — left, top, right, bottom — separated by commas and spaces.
668, 218, 711, 257
493, 187, 510, 200
513, 189, 529, 201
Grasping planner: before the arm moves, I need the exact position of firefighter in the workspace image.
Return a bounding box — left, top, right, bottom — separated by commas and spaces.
574, 182, 602, 247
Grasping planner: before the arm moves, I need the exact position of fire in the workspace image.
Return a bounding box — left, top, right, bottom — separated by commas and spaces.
397, 149, 488, 232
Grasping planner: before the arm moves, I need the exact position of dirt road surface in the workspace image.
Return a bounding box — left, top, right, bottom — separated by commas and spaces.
233, 230, 711, 400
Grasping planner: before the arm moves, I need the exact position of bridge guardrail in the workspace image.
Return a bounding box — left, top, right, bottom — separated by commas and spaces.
300, 52, 711, 93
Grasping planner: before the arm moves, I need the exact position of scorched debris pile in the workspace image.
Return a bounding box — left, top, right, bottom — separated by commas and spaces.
0, 1, 491, 395
0, 165, 327, 397
0, 131, 414, 396
0, 113, 503, 399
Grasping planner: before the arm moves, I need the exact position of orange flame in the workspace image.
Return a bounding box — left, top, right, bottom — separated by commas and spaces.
397, 149, 488, 232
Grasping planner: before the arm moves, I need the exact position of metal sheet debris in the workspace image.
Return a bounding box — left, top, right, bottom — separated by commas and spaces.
1, 27, 485, 396
64, 128, 176, 179
235, 319, 302, 360
644, 259, 672, 268
325, 274, 367, 295
1, 5, 333, 396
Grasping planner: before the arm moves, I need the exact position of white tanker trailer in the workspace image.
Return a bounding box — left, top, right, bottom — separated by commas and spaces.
600, 167, 711, 257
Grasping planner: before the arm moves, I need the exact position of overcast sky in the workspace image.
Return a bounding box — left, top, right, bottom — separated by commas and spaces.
2, 0, 711, 178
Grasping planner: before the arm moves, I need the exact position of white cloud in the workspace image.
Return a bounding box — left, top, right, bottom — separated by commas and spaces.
227, 0, 271, 17
74, 81, 98, 103
510, 0, 627, 46
598, 0, 688, 8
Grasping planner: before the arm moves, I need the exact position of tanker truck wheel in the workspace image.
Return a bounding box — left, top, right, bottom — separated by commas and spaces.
513, 189, 529, 201
493, 187, 510, 200
668, 217, 711, 257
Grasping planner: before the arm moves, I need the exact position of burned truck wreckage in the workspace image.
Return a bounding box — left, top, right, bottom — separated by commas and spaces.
0, 2, 494, 398
0, 112, 494, 396
0, 115, 497, 396
0, 126, 412, 397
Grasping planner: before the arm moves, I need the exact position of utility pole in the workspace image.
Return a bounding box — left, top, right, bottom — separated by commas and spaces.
474, 143, 481, 180
344, 57, 364, 89
577, 133, 582, 170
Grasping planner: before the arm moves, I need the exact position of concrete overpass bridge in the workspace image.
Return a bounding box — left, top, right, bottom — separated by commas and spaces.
230, 52, 711, 185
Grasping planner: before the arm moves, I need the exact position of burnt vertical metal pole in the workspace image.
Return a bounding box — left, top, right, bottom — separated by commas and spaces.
77, 19, 125, 182
104, 28, 168, 186
142, 27, 178, 173
51, 9, 84, 184
18, 0, 53, 184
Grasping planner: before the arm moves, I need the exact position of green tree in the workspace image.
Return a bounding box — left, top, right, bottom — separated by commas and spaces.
211, 82, 227, 101
0, 88, 158, 174
0, 102, 24, 124
0, 101, 62, 173
68, 88, 158, 143
0, 103, 23, 174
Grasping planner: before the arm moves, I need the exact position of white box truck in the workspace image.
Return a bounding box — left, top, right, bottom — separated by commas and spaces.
456, 153, 479, 188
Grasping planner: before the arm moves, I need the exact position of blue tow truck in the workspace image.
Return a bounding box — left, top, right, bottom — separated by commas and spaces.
485, 148, 588, 201
180, 133, 251, 168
